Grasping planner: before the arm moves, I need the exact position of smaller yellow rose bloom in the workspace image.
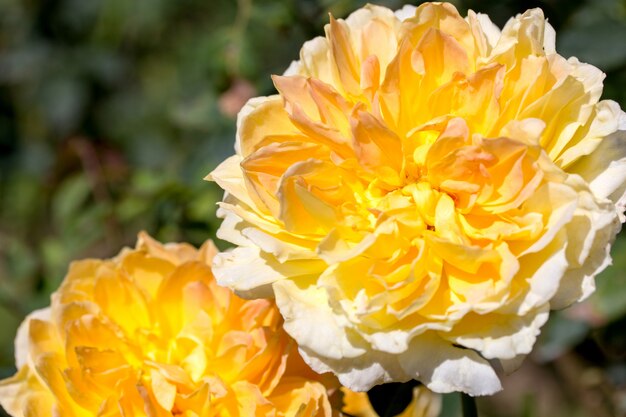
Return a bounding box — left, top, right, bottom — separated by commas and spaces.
1, 233, 426, 417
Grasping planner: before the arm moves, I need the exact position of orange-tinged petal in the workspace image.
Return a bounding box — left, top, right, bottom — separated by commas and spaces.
327, 15, 362, 97
351, 106, 403, 185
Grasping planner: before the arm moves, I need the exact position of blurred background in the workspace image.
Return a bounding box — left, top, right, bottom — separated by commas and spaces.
0, 0, 625, 415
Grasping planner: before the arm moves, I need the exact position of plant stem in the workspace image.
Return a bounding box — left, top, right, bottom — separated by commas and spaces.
461, 393, 478, 417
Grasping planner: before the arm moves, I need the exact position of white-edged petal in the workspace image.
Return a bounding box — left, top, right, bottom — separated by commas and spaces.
552, 219, 619, 308
15, 308, 51, 369
242, 227, 317, 262
283, 60, 302, 76
543, 20, 556, 54
215, 207, 254, 248
399, 334, 502, 396
299, 347, 407, 392
213, 246, 324, 299
473, 12, 501, 49
273, 279, 365, 359
445, 305, 549, 360
394, 5, 417, 21
518, 237, 569, 314
206, 155, 261, 213
569, 109, 626, 217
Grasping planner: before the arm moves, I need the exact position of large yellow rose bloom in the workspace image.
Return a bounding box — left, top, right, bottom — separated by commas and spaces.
0, 233, 441, 416
208, 2, 626, 396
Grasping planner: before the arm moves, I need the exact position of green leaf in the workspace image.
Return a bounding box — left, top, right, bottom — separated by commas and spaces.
2, 239, 37, 295
558, 21, 626, 71
52, 175, 91, 226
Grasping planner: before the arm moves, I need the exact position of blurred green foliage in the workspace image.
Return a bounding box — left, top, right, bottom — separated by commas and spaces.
0, 0, 625, 416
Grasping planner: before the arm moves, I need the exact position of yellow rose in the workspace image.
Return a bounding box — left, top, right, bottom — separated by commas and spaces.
1, 233, 405, 417
208, 2, 626, 395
